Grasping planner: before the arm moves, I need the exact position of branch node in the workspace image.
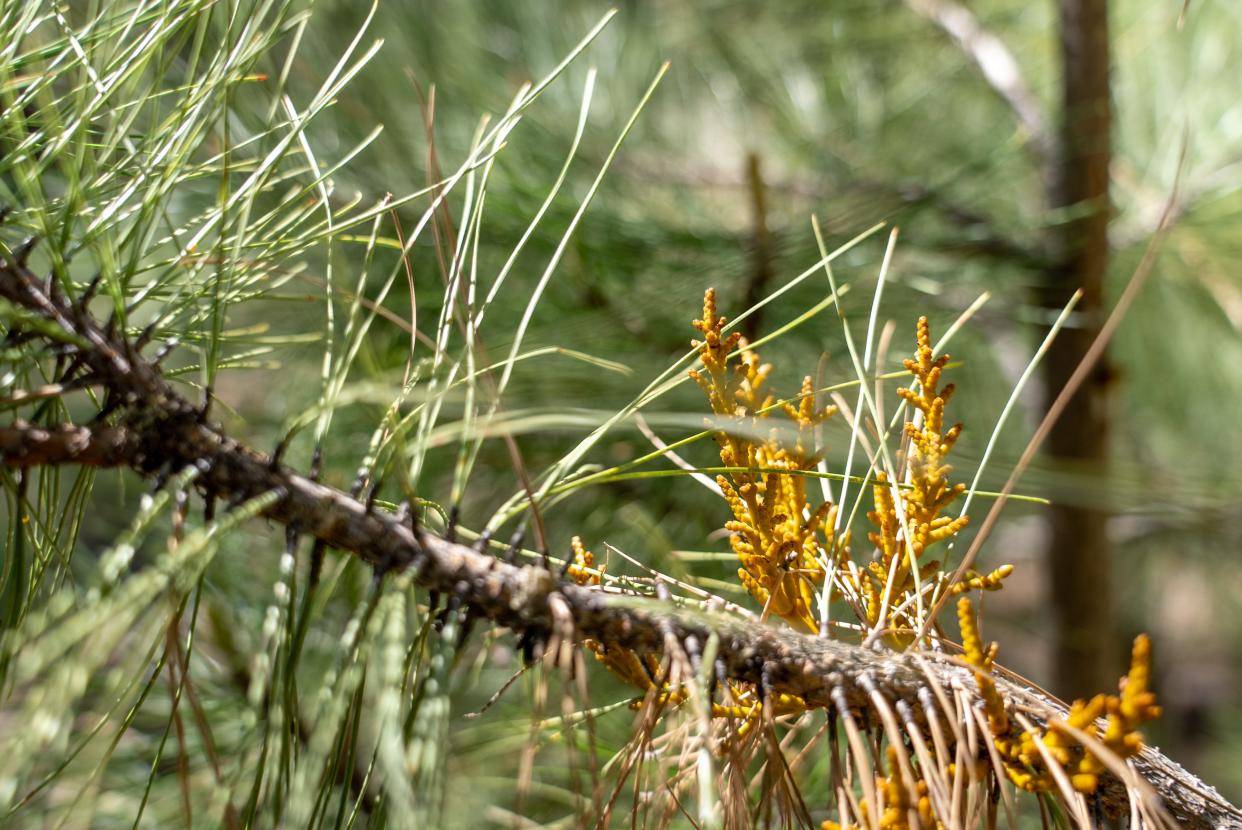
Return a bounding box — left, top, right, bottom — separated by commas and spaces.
197, 385, 212, 423
309, 444, 323, 482
76, 272, 103, 311
444, 503, 460, 544
503, 527, 525, 564
13, 236, 38, 266
135, 321, 158, 351
307, 540, 326, 588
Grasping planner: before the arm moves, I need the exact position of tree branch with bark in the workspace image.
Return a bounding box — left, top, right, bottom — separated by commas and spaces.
2, 231, 1238, 828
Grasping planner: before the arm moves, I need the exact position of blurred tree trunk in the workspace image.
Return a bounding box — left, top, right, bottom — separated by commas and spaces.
742, 152, 774, 340
1042, 0, 1116, 700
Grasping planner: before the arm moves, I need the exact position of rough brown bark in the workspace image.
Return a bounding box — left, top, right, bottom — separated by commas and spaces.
0, 422, 136, 467
2, 415, 1240, 828
3, 411, 1239, 828
2, 248, 1239, 828
1044, 0, 1116, 700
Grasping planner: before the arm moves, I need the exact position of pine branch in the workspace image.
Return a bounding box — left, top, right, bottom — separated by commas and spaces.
0, 421, 135, 467
2, 252, 1239, 829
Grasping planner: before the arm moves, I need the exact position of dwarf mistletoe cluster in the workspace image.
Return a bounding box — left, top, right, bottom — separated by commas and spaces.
567, 289, 1164, 826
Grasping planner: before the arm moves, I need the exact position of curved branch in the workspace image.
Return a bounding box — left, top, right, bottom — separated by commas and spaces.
1, 254, 1239, 829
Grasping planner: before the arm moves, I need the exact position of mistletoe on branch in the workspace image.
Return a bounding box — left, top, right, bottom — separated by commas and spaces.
1, 235, 1238, 829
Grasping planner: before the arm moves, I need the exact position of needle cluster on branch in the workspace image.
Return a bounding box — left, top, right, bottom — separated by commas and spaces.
1, 247, 1239, 829
566, 289, 1193, 827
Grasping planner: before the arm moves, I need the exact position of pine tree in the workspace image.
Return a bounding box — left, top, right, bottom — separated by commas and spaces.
2, 2, 1239, 828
